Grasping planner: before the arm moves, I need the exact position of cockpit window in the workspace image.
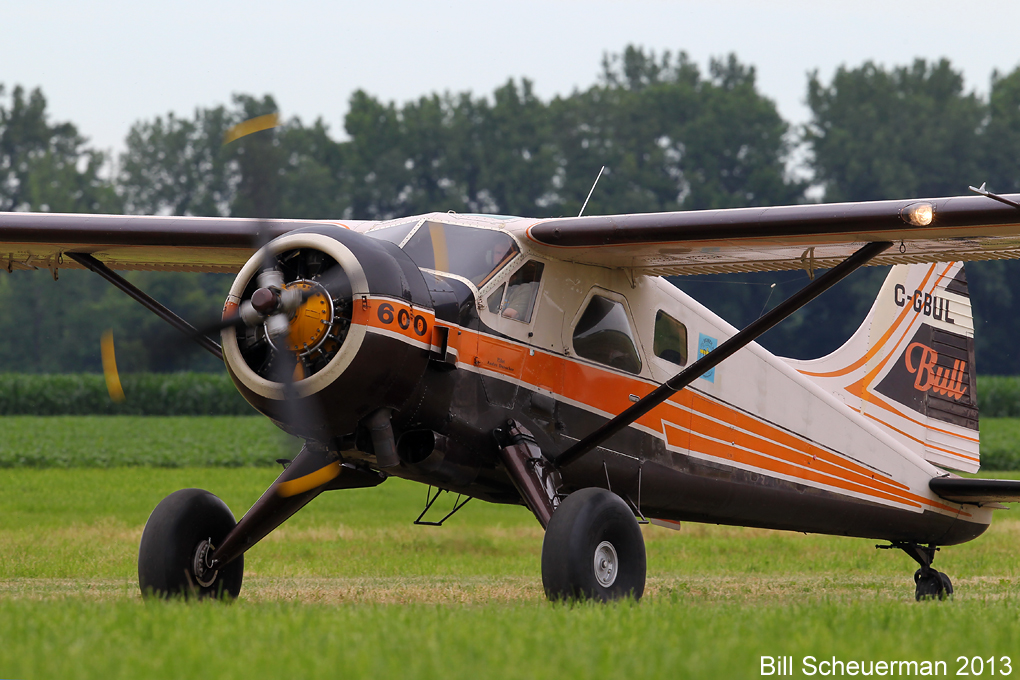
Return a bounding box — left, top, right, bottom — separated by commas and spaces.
401, 221, 519, 287
366, 221, 417, 245
572, 295, 642, 374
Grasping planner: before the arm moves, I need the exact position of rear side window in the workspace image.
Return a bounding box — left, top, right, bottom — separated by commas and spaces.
653, 311, 688, 366
572, 295, 642, 374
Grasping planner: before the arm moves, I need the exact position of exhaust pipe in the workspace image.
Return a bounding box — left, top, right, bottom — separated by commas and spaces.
366, 408, 400, 468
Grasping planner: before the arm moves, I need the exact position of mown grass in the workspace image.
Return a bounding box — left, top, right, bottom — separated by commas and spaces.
2, 598, 1020, 680
1, 416, 1020, 679
2, 466, 1020, 679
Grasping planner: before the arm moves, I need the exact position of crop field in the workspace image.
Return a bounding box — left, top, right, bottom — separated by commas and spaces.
1, 418, 1019, 679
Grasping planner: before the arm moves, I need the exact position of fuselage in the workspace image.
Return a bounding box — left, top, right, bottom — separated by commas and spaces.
250, 212, 995, 546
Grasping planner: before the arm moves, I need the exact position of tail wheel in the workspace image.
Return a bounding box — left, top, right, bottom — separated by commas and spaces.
541, 487, 646, 602
138, 488, 244, 599
914, 568, 954, 601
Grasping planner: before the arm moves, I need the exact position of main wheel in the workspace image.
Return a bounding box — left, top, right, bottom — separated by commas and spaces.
138, 488, 244, 599
541, 487, 646, 602
914, 568, 953, 601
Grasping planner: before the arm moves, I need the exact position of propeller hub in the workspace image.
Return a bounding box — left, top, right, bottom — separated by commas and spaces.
251, 287, 278, 315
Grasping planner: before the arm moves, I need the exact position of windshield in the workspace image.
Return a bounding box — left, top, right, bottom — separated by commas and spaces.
402, 221, 519, 287
366, 221, 417, 245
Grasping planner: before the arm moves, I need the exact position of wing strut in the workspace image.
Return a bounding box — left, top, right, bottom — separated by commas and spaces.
553, 240, 893, 468
66, 252, 223, 360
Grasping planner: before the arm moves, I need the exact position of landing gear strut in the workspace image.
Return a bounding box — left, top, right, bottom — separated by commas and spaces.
137, 444, 385, 600
495, 421, 646, 602
884, 542, 954, 601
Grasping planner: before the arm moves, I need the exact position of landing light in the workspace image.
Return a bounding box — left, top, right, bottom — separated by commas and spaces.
902, 202, 934, 227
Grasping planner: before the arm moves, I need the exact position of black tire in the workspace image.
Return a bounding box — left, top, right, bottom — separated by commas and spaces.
937, 571, 954, 600
914, 568, 952, 601
138, 488, 244, 600
541, 487, 646, 602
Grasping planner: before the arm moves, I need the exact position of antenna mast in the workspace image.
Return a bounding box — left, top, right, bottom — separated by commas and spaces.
578, 166, 606, 217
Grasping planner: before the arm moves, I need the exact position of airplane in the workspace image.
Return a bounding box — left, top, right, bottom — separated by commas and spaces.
3, 185, 1020, 602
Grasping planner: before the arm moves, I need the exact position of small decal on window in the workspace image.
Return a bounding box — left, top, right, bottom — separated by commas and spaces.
697, 333, 717, 383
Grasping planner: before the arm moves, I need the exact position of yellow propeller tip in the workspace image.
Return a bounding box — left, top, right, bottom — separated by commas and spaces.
223, 112, 280, 145
100, 330, 125, 403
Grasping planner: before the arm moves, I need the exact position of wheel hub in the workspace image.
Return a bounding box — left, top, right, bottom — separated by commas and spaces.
593, 540, 618, 587
192, 538, 219, 588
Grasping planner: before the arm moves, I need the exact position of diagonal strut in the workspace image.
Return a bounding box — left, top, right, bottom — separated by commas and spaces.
552, 240, 894, 468
67, 252, 223, 360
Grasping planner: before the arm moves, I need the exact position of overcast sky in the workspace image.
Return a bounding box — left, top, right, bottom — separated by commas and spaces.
6, 1, 1020, 155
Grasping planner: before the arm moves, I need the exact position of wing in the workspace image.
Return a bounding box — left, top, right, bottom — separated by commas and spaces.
0, 212, 368, 273
524, 193, 1020, 275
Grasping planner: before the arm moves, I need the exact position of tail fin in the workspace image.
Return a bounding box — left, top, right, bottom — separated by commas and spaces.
785, 262, 979, 472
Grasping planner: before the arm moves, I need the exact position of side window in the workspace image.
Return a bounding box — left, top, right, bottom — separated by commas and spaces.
487, 285, 505, 313
500, 260, 544, 323
653, 311, 688, 366
572, 295, 642, 374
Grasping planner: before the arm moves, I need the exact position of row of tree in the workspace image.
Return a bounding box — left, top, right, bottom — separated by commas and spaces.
3, 47, 1020, 372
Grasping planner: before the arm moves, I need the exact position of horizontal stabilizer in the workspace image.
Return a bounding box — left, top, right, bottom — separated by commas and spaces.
929, 477, 1020, 503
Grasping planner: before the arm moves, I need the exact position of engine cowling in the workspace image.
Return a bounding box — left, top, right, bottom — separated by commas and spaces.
221, 226, 434, 441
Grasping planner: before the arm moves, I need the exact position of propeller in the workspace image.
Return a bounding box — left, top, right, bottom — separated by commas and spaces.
194, 257, 353, 339
212, 237, 356, 444
190, 113, 353, 443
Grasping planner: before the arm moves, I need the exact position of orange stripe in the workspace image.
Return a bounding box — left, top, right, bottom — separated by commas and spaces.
352, 296, 436, 344
672, 404, 966, 514
688, 396, 934, 506
687, 409, 915, 499
684, 429, 965, 514
847, 264, 954, 397
892, 402, 980, 444
450, 324, 964, 514
690, 394, 966, 513
858, 393, 980, 458
799, 264, 940, 378
850, 267, 970, 427
691, 393, 909, 490
859, 406, 980, 463
685, 431, 921, 508
845, 263, 980, 447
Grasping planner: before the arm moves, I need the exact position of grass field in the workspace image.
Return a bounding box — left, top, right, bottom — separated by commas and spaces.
1, 419, 1020, 678
0, 416, 298, 467
976, 418, 1020, 469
